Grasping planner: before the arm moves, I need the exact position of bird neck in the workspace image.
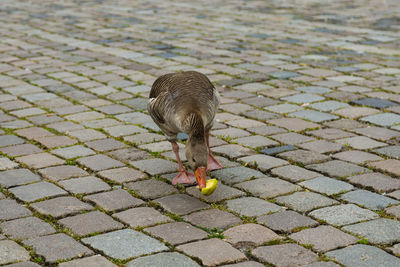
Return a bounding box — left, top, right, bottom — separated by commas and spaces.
185, 112, 205, 140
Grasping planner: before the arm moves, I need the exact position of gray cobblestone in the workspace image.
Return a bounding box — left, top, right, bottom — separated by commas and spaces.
81, 229, 168, 260
226, 197, 282, 217
326, 244, 400, 267
1, 216, 55, 239
252, 244, 318, 266
59, 211, 123, 236
1, 1, 400, 265
31, 196, 93, 218
0, 169, 41, 188
0, 199, 32, 221
0, 240, 30, 265
59, 176, 111, 195
127, 252, 200, 267
235, 177, 300, 198
258, 210, 318, 233
9, 181, 67, 202
23, 233, 93, 264
340, 190, 399, 210
309, 204, 379, 226
113, 207, 172, 228
276, 192, 338, 213
343, 218, 400, 245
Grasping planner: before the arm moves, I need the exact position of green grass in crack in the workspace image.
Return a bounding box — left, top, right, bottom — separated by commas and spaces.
206, 228, 225, 239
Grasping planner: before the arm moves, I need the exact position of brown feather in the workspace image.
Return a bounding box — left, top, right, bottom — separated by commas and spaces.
148, 71, 219, 140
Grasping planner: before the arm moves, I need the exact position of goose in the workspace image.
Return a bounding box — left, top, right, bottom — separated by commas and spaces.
148, 71, 222, 189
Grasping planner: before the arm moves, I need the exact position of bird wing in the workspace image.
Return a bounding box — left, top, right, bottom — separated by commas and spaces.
148, 71, 219, 136
149, 73, 175, 98
148, 97, 165, 124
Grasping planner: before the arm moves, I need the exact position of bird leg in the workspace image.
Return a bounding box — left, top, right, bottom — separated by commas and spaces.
206, 131, 223, 171
171, 142, 197, 185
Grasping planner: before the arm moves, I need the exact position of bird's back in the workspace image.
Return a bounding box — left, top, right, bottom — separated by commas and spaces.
150, 71, 214, 99
148, 71, 219, 137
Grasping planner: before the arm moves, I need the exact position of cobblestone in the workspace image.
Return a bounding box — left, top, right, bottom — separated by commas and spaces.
276, 192, 338, 213
31, 196, 93, 218
58, 176, 111, 195
38, 165, 88, 181
113, 207, 172, 228
299, 176, 354, 196
1, 1, 400, 265
144, 222, 207, 245
257, 210, 318, 233
184, 208, 241, 230
354, 126, 400, 141
126, 178, 177, 199
369, 159, 400, 176
308, 128, 356, 140
0, 158, 18, 170
271, 165, 320, 182
324, 119, 365, 130
0, 199, 32, 221
271, 132, 316, 145
347, 172, 400, 192
186, 183, 245, 203
279, 149, 330, 165
374, 145, 400, 159
361, 113, 400, 126
0, 168, 41, 188
306, 160, 371, 178
98, 167, 147, 184
59, 211, 123, 236
176, 238, 247, 266
9, 181, 67, 202
343, 218, 400, 245
235, 177, 300, 198
267, 118, 318, 132
58, 255, 117, 267
0, 240, 30, 265
51, 145, 95, 159
226, 197, 282, 217
35, 136, 77, 149
290, 225, 358, 252
309, 204, 379, 226
83, 189, 144, 211
299, 140, 342, 154
238, 154, 288, 171
16, 153, 65, 169
282, 94, 325, 104
81, 229, 167, 260
333, 150, 383, 164
77, 154, 124, 171
336, 136, 387, 150
126, 252, 200, 267
0, 135, 25, 147
155, 194, 209, 215
252, 244, 318, 266
211, 166, 267, 185
340, 190, 399, 210
131, 158, 177, 175
23, 233, 93, 264
0, 143, 42, 157
1, 217, 55, 240
327, 245, 400, 267
290, 110, 339, 122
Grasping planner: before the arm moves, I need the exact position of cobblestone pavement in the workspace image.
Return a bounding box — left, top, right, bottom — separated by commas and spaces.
1, 0, 400, 266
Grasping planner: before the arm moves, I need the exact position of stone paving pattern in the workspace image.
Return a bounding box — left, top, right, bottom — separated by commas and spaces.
1, 0, 400, 266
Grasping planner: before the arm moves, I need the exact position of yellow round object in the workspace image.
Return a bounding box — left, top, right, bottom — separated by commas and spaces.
200, 179, 218, 196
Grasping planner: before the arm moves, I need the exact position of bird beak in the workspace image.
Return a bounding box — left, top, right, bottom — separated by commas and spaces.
195, 167, 206, 189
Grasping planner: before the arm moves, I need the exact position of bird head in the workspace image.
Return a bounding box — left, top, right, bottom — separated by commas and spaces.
186, 136, 208, 189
